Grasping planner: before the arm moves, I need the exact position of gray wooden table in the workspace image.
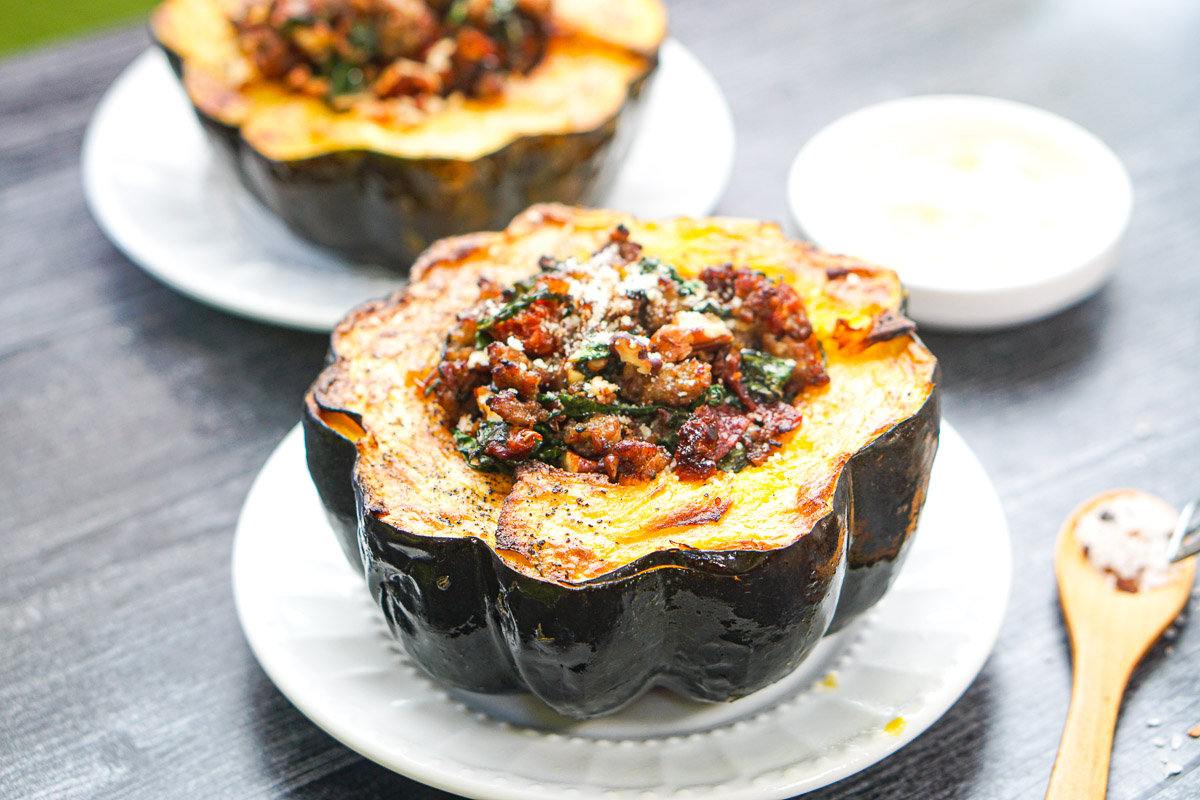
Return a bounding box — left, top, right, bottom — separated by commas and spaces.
2, 1, 1198, 798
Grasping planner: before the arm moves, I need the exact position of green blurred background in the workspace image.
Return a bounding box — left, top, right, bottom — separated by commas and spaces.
0, 0, 157, 56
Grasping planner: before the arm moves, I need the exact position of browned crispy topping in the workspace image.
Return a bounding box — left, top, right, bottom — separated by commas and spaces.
832, 309, 920, 355
862, 309, 919, 347
652, 496, 733, 529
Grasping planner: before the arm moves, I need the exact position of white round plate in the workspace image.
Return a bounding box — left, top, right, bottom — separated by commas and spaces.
232, 420, 1011, 800
82, 41, 736, 332
787, 95, 1132, 330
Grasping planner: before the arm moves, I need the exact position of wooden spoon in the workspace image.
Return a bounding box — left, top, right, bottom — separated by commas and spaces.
1046, 489, 1196, 799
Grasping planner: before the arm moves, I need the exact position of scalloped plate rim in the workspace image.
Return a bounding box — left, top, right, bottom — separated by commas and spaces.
231, 419, 1011, 799
80, 41, 736, 332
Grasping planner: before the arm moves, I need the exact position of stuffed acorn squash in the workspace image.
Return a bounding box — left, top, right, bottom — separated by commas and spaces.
150, 0, 665, 264
304, 205, 940, 717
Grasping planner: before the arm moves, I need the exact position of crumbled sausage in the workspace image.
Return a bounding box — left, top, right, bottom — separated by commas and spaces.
488, 342, 541, 399
438, 228, 830, 482
710, 346, 756, 409
636, 277, 683, 331
611, 333, 662, 376
640, 359, 713, 407
762, 333, 829, 392
374, 0, 440, 59
675, 406, 750, 480
608, 225, 643, 263
233, 0, 550, 105
432, 358, 485, 418
563, 415, 623, 459
485, 389, 546, 427
488, 302, 560, 357
744, 401, 802, 465
484, 426, 542, 461
603, 440, 671, 482
651, 311, 732, 362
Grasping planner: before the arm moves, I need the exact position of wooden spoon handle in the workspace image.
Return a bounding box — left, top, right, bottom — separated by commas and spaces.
1045, 650, 1134, 799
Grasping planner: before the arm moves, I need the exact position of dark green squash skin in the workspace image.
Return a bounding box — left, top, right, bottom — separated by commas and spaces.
305, 388, 850, 715
303, 362, 938, 717
827, 361, 941, 632
156, 44, 655, 266
361, 479, 847, 717
362, 511, 526, 694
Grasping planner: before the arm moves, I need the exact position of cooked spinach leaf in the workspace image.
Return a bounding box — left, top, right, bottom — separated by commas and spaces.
446, 0, 470, 25
703, 383, 744, 409
325, 57, 367, 97
637, 257, 710, 298
537, 445, 566, 464
491, 0, 517, 18
511, 275, 538, 295
453, 422, 512, 473
717, 443, 750, 473
539, 392, 663, 419
703, 383, 730, 406
691, 297, 732, 317
568, 334, 612, 363
346, 21, 379, 58
456, 421, 566, 473
740, 349, 796, 400
637, 256, 679, 279
281, 13, 317, 31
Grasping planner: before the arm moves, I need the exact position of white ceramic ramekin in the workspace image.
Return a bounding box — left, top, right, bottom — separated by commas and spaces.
788, 95, 1133, 330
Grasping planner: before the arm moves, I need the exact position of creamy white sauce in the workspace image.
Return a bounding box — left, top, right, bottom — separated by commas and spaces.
806, 118, 1118, 289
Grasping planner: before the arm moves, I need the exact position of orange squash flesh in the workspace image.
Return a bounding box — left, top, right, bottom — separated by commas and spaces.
309, 205, 937, 584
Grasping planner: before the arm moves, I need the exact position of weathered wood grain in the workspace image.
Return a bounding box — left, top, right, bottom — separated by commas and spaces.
2, 2, 1199, 798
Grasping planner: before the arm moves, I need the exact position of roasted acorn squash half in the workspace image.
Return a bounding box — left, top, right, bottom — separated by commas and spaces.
150, 0, 665, 264
304, 205, 939, 717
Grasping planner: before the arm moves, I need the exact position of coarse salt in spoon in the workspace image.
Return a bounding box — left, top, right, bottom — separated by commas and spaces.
1046, 489, 1196, 799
